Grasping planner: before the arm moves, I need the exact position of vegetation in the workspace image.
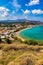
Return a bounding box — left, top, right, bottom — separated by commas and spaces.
0, 36, 43, 65
0, 23, 43, 65
5, 38, 12, 44
0, 36, 43, 46
23, 40, 43, 46
0, 38, 43, 65
0, 42, 43, 65
0, 38, 2, 43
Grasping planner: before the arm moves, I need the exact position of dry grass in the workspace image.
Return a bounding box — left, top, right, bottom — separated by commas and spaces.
0, 42, 43, 65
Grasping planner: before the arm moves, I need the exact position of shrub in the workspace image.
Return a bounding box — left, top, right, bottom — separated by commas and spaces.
12, 35, 18, 40
29, 40, 38, 45
14, 37, 18, 40
24, 40, 38, 45
38, 42, 43, 46
0, 38, 2, 43
5, 38, 12, 44
24, 40, 29, 44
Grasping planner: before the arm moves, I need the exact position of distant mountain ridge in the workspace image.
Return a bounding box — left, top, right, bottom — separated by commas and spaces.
0, 19, 27, 22
0, 19, 43, 25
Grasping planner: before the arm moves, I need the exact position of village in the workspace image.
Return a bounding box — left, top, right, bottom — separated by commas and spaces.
0, 22, 35, 43
0, 23, 43, 65
0, 23, 33, 42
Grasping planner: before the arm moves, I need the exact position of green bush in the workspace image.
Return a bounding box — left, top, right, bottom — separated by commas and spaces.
24, 40, 29, 44
24, 40, 38, 45
5, 38, 12, 44
38, 42, 43, 46
11, 35, 18, 40
0, 38, 2, 43
29, 40, 38, 45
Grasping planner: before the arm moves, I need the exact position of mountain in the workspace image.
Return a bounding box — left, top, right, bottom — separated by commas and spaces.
0, 19, 27, 22
25, 20, 43, 25
0, 19, 43, 25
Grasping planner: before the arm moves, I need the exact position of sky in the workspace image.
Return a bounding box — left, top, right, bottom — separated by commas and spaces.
0, 0, 43, 22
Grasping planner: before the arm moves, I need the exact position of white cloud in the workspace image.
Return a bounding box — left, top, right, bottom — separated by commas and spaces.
32, 9, 43, 14
24, 10, 30, 14
21, 9, 30, 20
12, 0, 21, 11
25, 0, 39, 6
11, 11, 15, 14
9, 0, 21, 12
21, 9, 30, 14
0, 7, 9, 17
8, 16, 17, 20
7, 11, 17, 20
0, 7, 17, 20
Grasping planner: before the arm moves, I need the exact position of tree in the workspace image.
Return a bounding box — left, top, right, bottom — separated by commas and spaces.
6, 38, 11, 44
29, 40, 38, 45
0, 38, 2, 43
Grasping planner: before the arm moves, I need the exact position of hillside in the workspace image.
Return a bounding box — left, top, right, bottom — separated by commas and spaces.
0, 19, 43, 25
0, 42, 43, 65
0, 20, 43, 65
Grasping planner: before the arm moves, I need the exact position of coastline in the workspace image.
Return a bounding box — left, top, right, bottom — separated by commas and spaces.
16, 25, 35, 41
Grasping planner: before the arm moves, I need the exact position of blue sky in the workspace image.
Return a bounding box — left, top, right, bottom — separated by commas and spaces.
0, 0, 43, 22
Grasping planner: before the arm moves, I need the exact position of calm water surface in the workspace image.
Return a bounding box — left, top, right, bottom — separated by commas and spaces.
19, 25, 43, 41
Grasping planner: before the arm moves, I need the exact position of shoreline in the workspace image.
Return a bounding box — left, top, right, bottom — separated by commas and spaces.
16, 25, 35, 41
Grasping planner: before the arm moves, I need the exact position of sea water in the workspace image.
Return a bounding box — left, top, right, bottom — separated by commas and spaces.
19, 25, 43, 41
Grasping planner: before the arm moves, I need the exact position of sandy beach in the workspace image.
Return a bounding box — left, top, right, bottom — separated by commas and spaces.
16, 25, 35, 41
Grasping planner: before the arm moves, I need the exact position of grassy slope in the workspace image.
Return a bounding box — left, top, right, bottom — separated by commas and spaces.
0, 42, 43, 65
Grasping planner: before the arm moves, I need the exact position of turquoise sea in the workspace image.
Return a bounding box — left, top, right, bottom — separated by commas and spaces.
19, 25, 43, 41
